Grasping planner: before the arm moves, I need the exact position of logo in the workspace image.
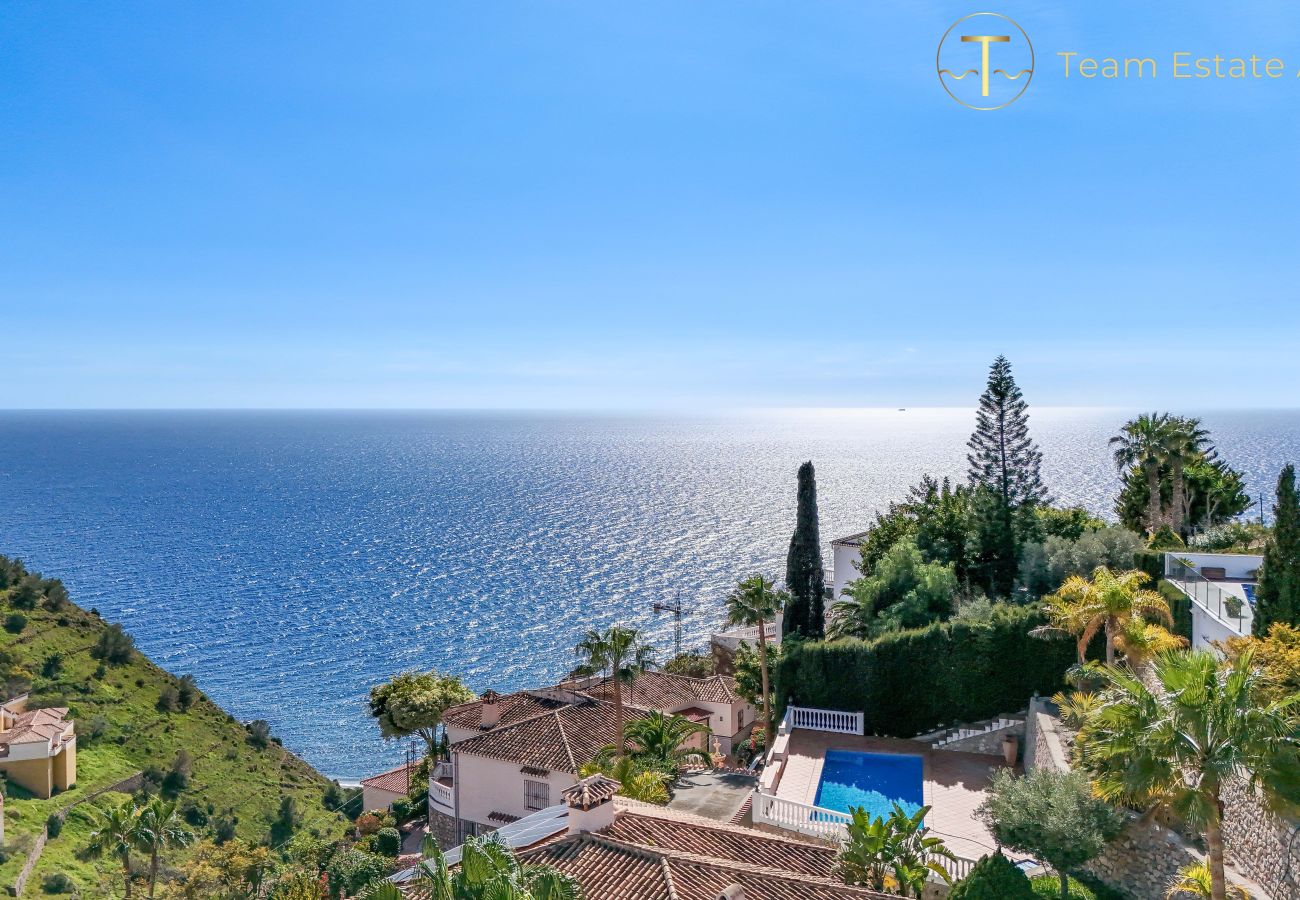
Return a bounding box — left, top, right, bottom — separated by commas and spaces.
937, 13, 1034, 110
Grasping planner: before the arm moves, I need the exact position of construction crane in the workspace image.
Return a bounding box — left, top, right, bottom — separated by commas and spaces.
651, 596, 686, 658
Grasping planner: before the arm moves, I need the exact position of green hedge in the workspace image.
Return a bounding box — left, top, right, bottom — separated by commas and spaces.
1132, 549, 1165, 585
1157, 579, 1193, 642
774, 605, 1077, 737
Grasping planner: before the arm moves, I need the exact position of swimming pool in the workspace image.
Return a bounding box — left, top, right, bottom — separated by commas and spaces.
814, 750, 924, 819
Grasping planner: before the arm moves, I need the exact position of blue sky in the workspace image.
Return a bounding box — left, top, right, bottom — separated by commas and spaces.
3, 1, 1299, 408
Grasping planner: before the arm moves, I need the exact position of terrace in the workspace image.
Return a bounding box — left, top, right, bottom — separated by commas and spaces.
750, 706, 1015, 881
1163, 551, 1261, 648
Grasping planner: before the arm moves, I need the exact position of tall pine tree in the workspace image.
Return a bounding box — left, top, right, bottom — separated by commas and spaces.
783, 461, 825, 638
966, 356, 1048, 596
1254, 464, 1300, 635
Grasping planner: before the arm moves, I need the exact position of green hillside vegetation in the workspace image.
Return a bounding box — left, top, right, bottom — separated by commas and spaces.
0, 558, 351, 896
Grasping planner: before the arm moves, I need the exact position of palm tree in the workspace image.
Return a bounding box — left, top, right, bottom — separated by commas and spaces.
1166, 861, 1251, 899
370, 834, 580, 900
1164, 416, 1212, 536
86, 799, 142, 899
611, 710, 711, 775
1038, 566, 1174, 665
134, 797, 195, 898
836, 803, 955, 898
1111, 412, 1172, 534
1078, 650, 1300, 900
725, 574, 788, 743
574, 625, 655, 754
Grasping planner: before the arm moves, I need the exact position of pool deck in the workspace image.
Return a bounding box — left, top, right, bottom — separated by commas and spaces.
774, 731, 1012, 861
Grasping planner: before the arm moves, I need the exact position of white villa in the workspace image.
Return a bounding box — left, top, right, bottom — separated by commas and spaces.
426, 671, 755, 845
1162, 551, 1261, 649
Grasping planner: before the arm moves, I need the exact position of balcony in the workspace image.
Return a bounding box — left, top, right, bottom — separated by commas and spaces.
429, 760, 455, 815
1164, 552, 1260, 646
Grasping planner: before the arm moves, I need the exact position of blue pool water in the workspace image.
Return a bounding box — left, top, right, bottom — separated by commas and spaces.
814, 750, 924, 819
1244, 583, 1257, 605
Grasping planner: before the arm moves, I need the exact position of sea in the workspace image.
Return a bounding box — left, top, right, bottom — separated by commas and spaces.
0, 408, 1296, 779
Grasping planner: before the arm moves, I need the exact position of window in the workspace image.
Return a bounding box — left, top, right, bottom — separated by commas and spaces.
524, 779, 549, 810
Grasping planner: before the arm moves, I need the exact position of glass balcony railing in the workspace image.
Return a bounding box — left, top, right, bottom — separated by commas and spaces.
1166, 558, 1251, 633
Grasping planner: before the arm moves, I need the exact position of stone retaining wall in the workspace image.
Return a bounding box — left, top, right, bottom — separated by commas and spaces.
1221, 776, 1298, 900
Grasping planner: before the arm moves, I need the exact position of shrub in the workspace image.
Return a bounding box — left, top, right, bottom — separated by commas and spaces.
45, 812, 64, 839
80, 714, 110, 746
324, 848, 386, 899
9, 574, 42, 610
90, 623, 135, 665
1018, 526, 1145, 597
181, 800, 209, 827
176, 674, 199, 710
4, 613, 27, 635
157, 685, 181, 713
663, 652, 715, 678
162, 750, 192, 797
245, 719, 272, 749
390, 796, 414, 823
1147, 525, 1186, 550
374, 826, 401, 856
92, 664, 107, 680
775, 604, 1078, 737
949, 853, 1035, 900
355, 812, 383, 837
40, 579, 70, 612
40, 653, 64, 679
1030, 874, 1125, 900
40, 871, 75, 894
212, 814, 238, 845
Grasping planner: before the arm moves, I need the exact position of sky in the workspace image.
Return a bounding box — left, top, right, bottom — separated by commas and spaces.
3, 1, 1300, 409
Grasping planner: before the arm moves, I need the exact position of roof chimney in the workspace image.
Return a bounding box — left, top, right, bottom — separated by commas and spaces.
562, 774, 620, 835
717, 885, 746, 900
479, 690, 503, 729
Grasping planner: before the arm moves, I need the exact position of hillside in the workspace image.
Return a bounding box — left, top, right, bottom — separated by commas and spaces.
0, 560, 351, 896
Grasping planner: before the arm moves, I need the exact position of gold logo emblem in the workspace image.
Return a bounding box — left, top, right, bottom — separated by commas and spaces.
937, 13, 1034, 110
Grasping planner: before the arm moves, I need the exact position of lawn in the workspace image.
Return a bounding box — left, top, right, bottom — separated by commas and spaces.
0, 587, 351, 896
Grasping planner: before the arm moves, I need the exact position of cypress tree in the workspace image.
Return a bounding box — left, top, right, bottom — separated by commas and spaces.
1254, 464, 1300, 634
966, 356, 1048, 597
784, 461, 825, 638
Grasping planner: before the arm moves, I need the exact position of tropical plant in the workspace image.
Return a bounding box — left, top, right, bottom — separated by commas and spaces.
135, 797, 196, 898
784, 460, 826, 638
573, 625, 655, 754
948, 852, 1035, 900
836, 803, 956, 897
86, 800, 142, 898
379, 834, 581, 900
1110, 412, 1172, 535
1224, 622, 1300, 703
978, 769, 1124, 900
605, 710, 710, 776
1037, 566, 1174, 665
724, 574, 786, 742
1076, 649, 1300, 900
1164, 417, 1212, 535
1166, 861, 1250, 899
578, 755, 670, 805
830, 538, 958, 640
662, 652, 713, 678
1254, 463, 1300, 634
368, 669, 476, 758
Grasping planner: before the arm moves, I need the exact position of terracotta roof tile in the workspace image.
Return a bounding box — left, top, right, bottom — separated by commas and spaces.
562, 774, 621, 810
452, 699, 644, 774
360, 764, 412, 795
443, 692, 568, 733
585, 671, 740, 708
0, 707, 72, 745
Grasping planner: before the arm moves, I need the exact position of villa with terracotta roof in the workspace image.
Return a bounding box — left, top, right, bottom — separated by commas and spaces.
360, 762, 413, 813
0, 694, 76, 799
396, 774, 892, 900
422, 673, 756, 845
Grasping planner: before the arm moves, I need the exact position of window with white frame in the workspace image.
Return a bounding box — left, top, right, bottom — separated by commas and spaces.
524, 779, 549, 810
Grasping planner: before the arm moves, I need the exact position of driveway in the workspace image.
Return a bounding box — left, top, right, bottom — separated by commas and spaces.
667, 770, 757, 822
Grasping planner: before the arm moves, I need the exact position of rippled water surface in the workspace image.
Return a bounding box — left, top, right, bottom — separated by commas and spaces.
0, 409, 1296, 778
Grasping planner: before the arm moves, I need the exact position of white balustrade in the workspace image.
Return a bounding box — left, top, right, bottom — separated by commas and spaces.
787, 705, 865, 735
429, 778, 454, 811
749, 789, 978, 883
